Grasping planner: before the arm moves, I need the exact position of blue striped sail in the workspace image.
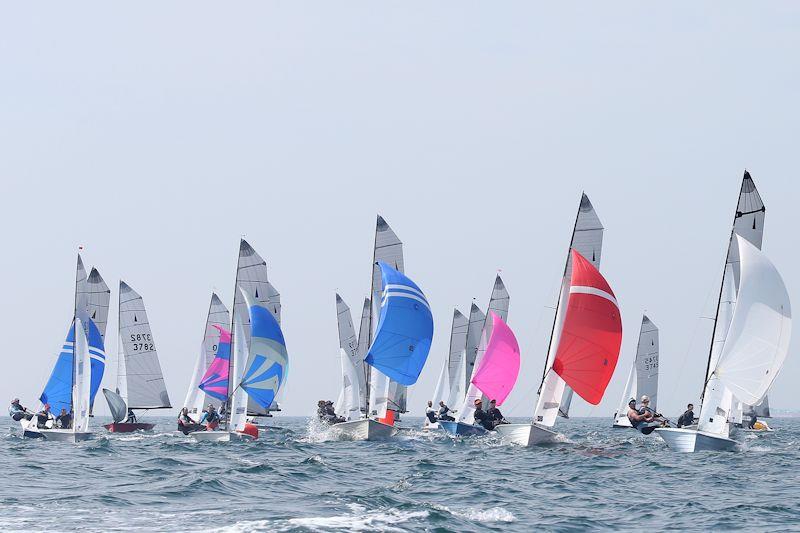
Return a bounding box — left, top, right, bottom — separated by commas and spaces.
365, 262, 434, 386
239, 288, 289, 409
39, 318, 106, 413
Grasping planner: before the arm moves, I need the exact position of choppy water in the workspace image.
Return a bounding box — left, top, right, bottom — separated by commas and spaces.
3, 416, 800, 532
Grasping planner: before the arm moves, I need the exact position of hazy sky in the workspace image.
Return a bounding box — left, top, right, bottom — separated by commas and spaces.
2, 3, 799, 419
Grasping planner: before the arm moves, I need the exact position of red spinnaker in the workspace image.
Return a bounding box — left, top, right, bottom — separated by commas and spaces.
552, 249, 622, 405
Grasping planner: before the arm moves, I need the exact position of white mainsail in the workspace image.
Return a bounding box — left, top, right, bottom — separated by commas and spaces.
184, 293, 230, 416
534, 194, 603, 426
367, 215, 406, 417
613, 315, 659, 426
118, 281, 171, 410
86, 267, 111, 341
73, 317, 92, 433
336, 294, 366, 413
229, 315, 249, 432
699, 236, 791, 437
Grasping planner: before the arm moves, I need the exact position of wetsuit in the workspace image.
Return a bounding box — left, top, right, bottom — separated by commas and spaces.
676, 409, 694, 428
438, 405, 455, 422
487, 407, 507, 429
178, 412, 202, 434
56, 413, 72, 429
474, 407, 493, 430
9, 404, 32, 422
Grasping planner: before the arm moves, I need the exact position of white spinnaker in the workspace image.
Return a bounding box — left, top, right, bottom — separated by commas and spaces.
370, 215, 407, 413
119, 281, 171, 409
184, 294, 229, 416
635, 316, 659, 410
338, 348, 362, 421
534, 278, 570, 427
711, 237, 791, 406
556, 194, 604, 417
73, 318, 91, 433
464, 303, 487, 393
86, 268, 111, 341
230, 316, 249, 432
336, 294, 365, 409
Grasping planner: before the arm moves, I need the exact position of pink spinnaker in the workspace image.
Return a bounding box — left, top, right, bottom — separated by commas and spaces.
470, 312, 521, 406
198, 325, 232, 400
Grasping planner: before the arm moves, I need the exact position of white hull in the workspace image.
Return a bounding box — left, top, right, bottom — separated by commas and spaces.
655, 427, 738, 452
495, 423, 559, 446
331, 419, 397, 441
612, 416, 632, 429
189, 430, 256, 442
38, 429, 92, 442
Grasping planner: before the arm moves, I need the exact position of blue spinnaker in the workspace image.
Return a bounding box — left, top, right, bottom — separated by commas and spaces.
240, 290, 289, 409
365, 262, 433, 386
40, 318, 105, 413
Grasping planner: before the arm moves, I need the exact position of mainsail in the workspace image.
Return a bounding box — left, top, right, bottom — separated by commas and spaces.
118, 281, 171, 410
184, 293, 230, 416
613, 315, 659, 426
464, 303, 486, 393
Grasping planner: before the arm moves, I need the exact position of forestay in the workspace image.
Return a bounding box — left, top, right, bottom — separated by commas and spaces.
118, 281, 171, 409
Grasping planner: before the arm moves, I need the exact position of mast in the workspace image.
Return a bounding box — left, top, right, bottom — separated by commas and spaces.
700, 172, 765, 401
72, 254, 81, 417
537, 196, 583, 392
224, 239, 245, 429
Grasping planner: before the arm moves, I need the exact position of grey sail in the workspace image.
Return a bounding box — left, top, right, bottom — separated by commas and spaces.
558, 193, 604, 418
635, 316, 659, 411
118, 281, 171, 409
705, 173, 766, 402
231, 239, 283, 415
743, 395, 771, 418
464, 303, 487, 393
356, 298, 371, 359
446, 309, 469, 394
370, 215, 407, 412
102, 388, 128, 423
86, 267, 111, 341
336, 294, 366, 409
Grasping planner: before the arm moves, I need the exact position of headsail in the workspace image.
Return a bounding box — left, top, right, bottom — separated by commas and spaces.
336, 294, 366, 409
118, 281, 171, 409
365, 262, 433, 386
551, 250, 622, 405
72, 317, 92, 432
239, 287, 289, 409
470, 312, 521, 406
102, 388, 128, 423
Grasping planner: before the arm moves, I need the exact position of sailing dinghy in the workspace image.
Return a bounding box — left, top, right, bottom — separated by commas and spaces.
496, 195, 623, 446
656, 173, 791, 452
612, 315, 659, 429
440, 310, 521, 436
183, 294, 230, 419
332, 261, 433, 441
103, 281, 171, 432
22, 255, 98, 442
423, 308, 468, 430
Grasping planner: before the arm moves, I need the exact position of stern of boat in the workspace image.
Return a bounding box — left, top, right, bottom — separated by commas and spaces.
496, 423, 558, 446
655, 427, 738, 452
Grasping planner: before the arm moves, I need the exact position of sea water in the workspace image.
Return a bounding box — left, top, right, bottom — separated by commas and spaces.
2, 416, 799, 532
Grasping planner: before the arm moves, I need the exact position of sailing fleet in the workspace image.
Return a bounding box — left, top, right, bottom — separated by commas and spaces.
15, 171, 793, 452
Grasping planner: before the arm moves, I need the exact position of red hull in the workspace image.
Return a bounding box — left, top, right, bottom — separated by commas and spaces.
103, 422, 156, 433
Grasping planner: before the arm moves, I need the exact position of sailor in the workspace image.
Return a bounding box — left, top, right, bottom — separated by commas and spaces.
676, 404, 695, 428
316, 400, 327, 421
425, 400, 437, 423
36, 404, 54, 429
56, 408, 72, 429
438, 401, 455, 422
747, 412, 758, 430
626, 398, 646, 426
473, 399, 493, 430
323, 401, 344, 424
177, 407, 201, 434
200, 404, 220, 429
8, 398, 33, 421
125, 409, 138, 424
486, 399, 508, 429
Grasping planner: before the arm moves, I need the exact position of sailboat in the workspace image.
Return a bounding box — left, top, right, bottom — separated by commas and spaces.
332, 261, 434, 440
422, 308, 468, 430
334, 295, 368, 422
22, 255, 98, 442
191, 240, 289, 441
102, 281, 172, 432
612, 315, 659, 428
656, 173, 791, 451
496, 194, 623, 446
440, 275, 513, 436
183, 293, 230, 418
440, 310, 521, 436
